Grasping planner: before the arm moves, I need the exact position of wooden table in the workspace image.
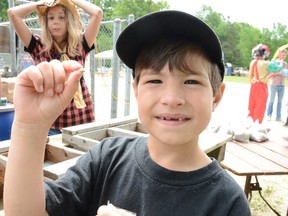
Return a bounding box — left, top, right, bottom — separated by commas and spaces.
220, 137, 288, 215
199, 131, 232, 162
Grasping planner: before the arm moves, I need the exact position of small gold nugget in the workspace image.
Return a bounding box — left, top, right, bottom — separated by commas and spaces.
78, 68, 85, 73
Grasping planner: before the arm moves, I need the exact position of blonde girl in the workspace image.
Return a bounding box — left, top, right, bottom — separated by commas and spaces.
8, 0, 103, 135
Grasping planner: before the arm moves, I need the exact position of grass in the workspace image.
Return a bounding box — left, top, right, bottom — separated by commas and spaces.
249, 185, 285, 216
224, 75, 288, 86
224, 75, 250, 84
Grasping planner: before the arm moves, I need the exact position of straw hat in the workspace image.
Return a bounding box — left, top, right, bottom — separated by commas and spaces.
37, 0, 81, 20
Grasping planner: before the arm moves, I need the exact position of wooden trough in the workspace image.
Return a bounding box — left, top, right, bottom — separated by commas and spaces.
0, 26, 10, 53
62, 116, 231, 162
0, 135, 84, 198
62, 116, 146, 151
0, 117, 232, 199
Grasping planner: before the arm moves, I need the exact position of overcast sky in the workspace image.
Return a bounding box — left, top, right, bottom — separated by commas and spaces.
162, 0, 288, 30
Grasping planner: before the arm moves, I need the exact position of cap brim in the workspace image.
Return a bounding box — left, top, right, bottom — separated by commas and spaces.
116, 10, 224, 79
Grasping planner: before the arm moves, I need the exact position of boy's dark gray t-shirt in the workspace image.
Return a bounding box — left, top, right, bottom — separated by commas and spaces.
45, 136, 251, 216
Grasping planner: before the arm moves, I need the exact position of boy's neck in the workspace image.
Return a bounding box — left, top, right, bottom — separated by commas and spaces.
147, 140, 211, 172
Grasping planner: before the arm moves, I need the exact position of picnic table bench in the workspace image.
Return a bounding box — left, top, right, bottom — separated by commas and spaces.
220, 136, 288, 215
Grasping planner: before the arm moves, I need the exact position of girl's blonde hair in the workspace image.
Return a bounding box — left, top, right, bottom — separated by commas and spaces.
39, 5, 83, 57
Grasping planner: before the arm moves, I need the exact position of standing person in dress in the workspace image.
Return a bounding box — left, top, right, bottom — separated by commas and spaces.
247, 44, 270, 124
4, 10, 251, 215
8, 0, 103, 135
267, 49, 288, 121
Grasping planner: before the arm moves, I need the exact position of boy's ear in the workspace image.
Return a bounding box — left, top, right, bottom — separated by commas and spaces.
212, 83, 225, 111
132, 80, 138, 98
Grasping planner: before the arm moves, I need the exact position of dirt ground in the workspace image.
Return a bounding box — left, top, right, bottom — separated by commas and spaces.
230, 120, 288, 216
231, 172, 288, 216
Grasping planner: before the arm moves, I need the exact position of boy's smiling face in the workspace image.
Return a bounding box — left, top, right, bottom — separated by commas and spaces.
133, 53, 225, 148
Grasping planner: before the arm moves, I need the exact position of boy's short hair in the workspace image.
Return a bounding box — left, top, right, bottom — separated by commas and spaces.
116, 10, 225, 81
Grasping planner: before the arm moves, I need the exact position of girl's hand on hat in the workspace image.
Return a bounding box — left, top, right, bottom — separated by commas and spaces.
13, 60, 83, 127
37, 0, 57, 7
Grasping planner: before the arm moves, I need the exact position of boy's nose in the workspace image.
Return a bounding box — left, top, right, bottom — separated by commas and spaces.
160, 85, 185, 106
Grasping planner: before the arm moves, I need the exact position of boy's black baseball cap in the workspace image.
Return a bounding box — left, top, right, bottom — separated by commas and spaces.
116, 10, 225, 80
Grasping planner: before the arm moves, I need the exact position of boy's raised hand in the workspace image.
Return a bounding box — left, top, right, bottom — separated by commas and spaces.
13, 60, 83, 127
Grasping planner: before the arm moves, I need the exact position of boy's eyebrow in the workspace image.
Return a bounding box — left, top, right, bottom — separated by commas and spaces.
140, 69, 159, 77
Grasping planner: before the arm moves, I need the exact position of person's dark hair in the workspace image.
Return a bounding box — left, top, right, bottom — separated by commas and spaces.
134, 39, 222, 95
255, 48, 265, 57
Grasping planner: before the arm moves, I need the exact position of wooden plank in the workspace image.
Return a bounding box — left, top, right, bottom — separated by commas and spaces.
62, 116, 138, 136
0, 140, 10, 153
45, 143, 84, 163
0, 26, 10, 53
0, 155, 7, 184
207, 145, 226, 162
64, 134, 101, 152
236, 141, 288, 169
199, 131, 232, 153
43, 157, 80, 180
62, 121, 109, 136
221, 142, 288, 175
116, 122, 148, 134
106, 116, 138, 128
115, 122, 138, 131
47, 134, 65, 146
136, 122, 147, 133
107, 127, 148, 138
258, 138, 288, 157
221, 151, 263, 175
78, 128, 108, 140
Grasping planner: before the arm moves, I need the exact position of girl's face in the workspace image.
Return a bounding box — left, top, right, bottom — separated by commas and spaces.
47, 6, 68, 41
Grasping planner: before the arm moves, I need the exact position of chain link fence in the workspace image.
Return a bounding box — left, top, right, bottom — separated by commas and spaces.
0, 0, 135, 120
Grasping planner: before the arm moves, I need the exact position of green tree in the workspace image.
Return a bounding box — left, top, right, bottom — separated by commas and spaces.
195, 5, 288, 68
265, 23, 288, 58
235, 23, 263, 67
92, 0, 117, 21
196, 6, 241, 67
0, 0, 9, 22
112, 0, 168, 20
92, 0, 168, 21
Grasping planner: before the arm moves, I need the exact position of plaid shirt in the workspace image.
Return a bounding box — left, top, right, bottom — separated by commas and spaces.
25, 34, 95, 129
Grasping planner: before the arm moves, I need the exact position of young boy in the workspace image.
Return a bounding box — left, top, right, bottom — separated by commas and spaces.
4, 10, 251, 215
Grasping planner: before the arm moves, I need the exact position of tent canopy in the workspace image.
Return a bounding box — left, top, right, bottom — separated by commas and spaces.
95, 50, 113, 60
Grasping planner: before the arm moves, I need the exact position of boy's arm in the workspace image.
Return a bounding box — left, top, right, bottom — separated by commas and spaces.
4, 60, 83, 215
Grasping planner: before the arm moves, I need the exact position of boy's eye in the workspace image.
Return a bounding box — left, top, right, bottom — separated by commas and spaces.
185, 80, 199, 84
148, 80, 162, 84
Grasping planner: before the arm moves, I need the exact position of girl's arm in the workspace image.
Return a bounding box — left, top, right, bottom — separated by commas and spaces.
71, 0, 103, 48
7, 0, 45, 47
4, 60, 83, 215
